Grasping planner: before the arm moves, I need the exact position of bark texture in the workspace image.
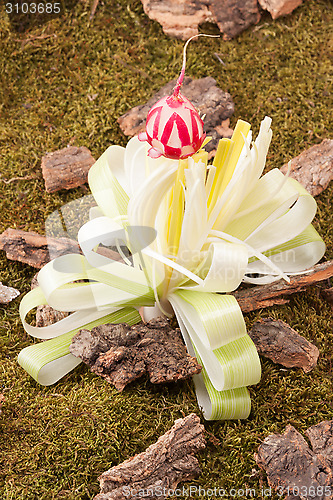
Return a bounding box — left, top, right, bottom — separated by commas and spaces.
255, 421, 333, 499
140, 0, 214, 40
0, 228, 80, 268
209, 0, 261, 39
233, 261, 333, 313
280, 139, 333, 196
41, 145, 95, 193
140, 0, 262, 39
94, 413, 206, 500
69, 317, 202, 391
248, 318, 319, 372
258, 0, 303, 18
118, 77, 234, 153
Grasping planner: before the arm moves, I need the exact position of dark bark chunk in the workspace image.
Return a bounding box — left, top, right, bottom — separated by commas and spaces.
255, 422, 333, 499
0, 228, 80, 269
94, 413, 206, 499
69, 317, 202, 390
306, 420, 333, 471
209, 0, 261, 40
248, 318, 319, 372
280, 139, 333, 196
41, 146, 95, 193
233, 261, 333, 313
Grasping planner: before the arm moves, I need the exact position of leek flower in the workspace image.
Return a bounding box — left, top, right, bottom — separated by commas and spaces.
18, 117, 325, 420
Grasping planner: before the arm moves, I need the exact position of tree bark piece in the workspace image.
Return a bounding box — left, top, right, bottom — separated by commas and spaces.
248, 318, 319, 372
0, 282, 20, 304
233, 261, 333, 313
140, 0, 261, 40
94, 413, 206, 500
140, 0, 214, 40
254, 421, 333, 499
280, 139, 333, 196
118, 77, 234, 153
41, 146, 95, 193
0, 228, 81, 268
258, 0, 303, 19
69, 317, 202, 391
209, 0, 261, 40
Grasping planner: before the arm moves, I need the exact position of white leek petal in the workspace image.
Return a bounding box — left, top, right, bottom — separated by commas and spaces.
247, 225, 325, 274
128, 160, 178, 229
179, 241, 248, 292
245, 179, 317, 253
143, 247, 204, 286
224, 169, 298, 241
178, 174, 207, 254
123, 136, 149, 196
88, 146, 129, 218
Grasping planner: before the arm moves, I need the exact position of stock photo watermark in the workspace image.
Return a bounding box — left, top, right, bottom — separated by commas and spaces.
122, 485, 332, 498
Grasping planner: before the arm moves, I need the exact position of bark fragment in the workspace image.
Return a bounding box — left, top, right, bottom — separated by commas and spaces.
255, 421, 333, 499
140, 0, 261, 40
140, 0, 214, 40
248, 318, 319, 372
233, 261, 333, 313
0, 228, 80, 269
0, 282, 20, 304
94, 413, 206, 500
69, 317, 202, 391
280, 139, 333, 196
41, 145, 95, 193
209, 0, 261, 40
258, 0, 303, 19
117, 77, 234, 153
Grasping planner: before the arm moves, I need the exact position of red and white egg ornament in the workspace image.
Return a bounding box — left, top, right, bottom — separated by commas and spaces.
138, 35, 218, 160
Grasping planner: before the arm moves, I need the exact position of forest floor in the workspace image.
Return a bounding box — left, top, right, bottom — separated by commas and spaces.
0, 0, 332, 498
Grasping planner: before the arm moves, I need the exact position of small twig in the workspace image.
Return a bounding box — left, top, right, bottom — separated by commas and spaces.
13, 34, 57, 46
0, 175, 35, 184
89, 0, 100, 20
252, 22, 270, 32
214, 53, 226, 66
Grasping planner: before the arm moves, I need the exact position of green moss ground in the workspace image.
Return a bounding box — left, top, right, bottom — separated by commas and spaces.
0, 0, 332, 498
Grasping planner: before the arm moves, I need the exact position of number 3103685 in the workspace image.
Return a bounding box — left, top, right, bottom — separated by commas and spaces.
5, 3, 61, 14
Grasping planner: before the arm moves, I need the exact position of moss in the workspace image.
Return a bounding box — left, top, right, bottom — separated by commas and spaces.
0, 0, 332, 498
